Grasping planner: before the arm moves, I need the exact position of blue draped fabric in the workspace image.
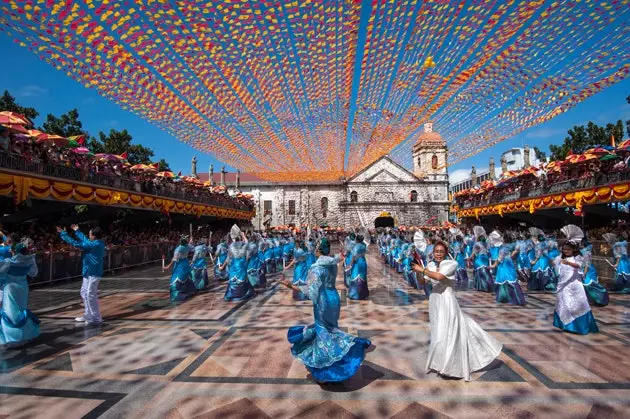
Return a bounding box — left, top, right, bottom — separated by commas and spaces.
247, 243, 262, 288
0, 254, 40, 347
530, 243, 556, 291
214, 243, 228, 281
613, 253, 630, 292
191, 244, 209, 290
264, 244, 276, 274
473, 252, 494, 292
348, 243, 369, 300
288, 255, 371, 383
292, 248, 309, 300
553, 311, 599, 335
170, 245, 197, 302
224, 242, 255, 302
494, 246, 526, 306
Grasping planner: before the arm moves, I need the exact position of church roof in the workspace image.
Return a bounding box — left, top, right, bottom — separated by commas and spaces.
414, 122, 445, 147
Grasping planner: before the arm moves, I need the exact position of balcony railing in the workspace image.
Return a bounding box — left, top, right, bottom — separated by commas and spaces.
456, 170, 630, 209
0, 152, 254, 212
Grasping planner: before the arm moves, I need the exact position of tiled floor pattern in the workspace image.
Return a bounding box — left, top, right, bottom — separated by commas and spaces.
2, 251, 630, 418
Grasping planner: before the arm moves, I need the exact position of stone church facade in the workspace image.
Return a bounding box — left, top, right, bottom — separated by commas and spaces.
199, 123, 450, 230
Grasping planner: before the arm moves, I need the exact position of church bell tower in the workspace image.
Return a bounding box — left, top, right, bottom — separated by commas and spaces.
412, 122, 448, 182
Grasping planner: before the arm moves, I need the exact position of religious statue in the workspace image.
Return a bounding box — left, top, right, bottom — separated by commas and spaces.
209, 164, 214, 186
471, 166, 478, 187
220, 166, 226, 186
489, 156, 496, 180
500, 155, 508, 173
191, 156, 197, 178
523, 146, 531, 167
236, 169, 241, 190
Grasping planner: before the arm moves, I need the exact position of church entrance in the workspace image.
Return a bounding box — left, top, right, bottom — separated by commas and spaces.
374, 211, 395, 228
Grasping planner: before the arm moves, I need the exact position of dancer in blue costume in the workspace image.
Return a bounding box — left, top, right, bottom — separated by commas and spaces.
164, 237, 197, 302
611, 240, 630, 293
529, 236, 557, 291
274, 237, 284, 272
402, 243, 416, 288
472, 241, 494, 292
515, 239, 532, 283
488, 230, 502, 266
0, 243, 40, 348
264, 238, 276, 274
213, 240, 229, 281
255, 239, 268, 289
284, 242, 309, 300
452, 238, 468, 282
491, 243, 526, 305
581, 242, 609, 306
347, 236, 369, 300
246, 239, 263, 288
283, 236, 295, 267
221, 228, 255, 302
464, 235, 475, 268
281, 238, 371, 383
343, 233, 356, 288
191, 240, 209, 290
306, 238, 318, 269
553, 225, 598, 335
547, 238, 560, 260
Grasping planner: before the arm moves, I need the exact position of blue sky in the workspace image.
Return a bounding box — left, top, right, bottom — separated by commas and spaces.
1, 36, 628, 179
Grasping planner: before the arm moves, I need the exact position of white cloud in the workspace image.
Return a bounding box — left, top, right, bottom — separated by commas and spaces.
18, 85, 48, 97
525, 127, 565, 140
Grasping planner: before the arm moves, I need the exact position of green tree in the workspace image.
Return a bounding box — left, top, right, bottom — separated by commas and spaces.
41, 108, 86, 137
88, 129, 156, 165
605, 120, 625, 144
533, 146, 547, 162
549, 122, 610, 161
157, 158, 170, 171
0, 90, 39, 120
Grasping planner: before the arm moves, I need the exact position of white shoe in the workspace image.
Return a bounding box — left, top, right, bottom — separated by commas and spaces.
75, 317, 86, 322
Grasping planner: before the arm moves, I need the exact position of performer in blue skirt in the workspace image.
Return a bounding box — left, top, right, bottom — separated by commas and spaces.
163, 237, 197, 302
255, 238, 267, 289
612, 240, 630, 293
213, 240, 228, 281
472, 241, 494, 292
306, 238, 318, 269
280, 238, 371, 383
0, 243, 40, 348
284, 242, 309, 300
191, 240, 209, 290
347, 236, 369, 300
491, 243, 526, 305
264, 238, 276, 274
529, 235, 557, 291
221, 227, 255, 302
580, 242, 609, 306
343, 233, 356, 287
247, 239, 263, 288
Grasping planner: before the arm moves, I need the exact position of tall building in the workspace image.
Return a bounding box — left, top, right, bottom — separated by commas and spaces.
198, 124, 450, 229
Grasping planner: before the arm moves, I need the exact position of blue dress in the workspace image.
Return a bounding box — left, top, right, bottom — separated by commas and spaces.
291, 248, 309, 300
489, 246, 500, 265
170, 245, 198, 302
191, 244, 209, 290
612, 242, 630, 292
224, 242, 256, 302
464, 237, 475, 267
452, 242, 468, 282
343, 238, 355, 288
348, 243, 369, 300
306, 241, 318, 269
494, 245, 526, 305
547, 240, 560, 260
0, 254, 40, 347
473, 243, 494, 292
274, 240, 284, 272
264, 241, 276, 274
255, 241, 267, 289
529, 242, 557, 291
287, 255, 371, 383
213, 243, 228, 281
247, 242, 262, 288
581, 246, 609, 306
515, 240, 532, 283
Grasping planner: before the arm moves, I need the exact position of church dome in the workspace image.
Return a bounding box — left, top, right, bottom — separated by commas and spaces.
414, 123, 445, 147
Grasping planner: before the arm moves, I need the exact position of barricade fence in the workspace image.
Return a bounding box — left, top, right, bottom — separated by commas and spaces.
30, 242, 177, 285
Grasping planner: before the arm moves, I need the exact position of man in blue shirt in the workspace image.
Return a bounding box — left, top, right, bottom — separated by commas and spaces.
58, 224, 106, 325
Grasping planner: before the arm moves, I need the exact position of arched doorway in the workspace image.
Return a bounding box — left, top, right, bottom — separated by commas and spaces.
374, 211, 395, 228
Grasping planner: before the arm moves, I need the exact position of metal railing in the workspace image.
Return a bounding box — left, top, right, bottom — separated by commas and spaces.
29, 242, 177, 285
456, 170, 630, 209
0, 152, 254, 211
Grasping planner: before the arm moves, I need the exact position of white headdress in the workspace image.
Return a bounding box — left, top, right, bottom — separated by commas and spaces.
529, 227, 544, 239
473, 226, 487, 240
230, 224, 242, 241
560, 225, 584, 245
488, 230, 503, 247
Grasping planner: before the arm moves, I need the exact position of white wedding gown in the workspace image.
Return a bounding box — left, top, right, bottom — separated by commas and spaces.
425, 260, 502, 381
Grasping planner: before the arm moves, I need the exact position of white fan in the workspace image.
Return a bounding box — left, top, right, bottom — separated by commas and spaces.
449, 227, 463, 237
414, 230, 427, 253
230, 224, 242, 241
560, 225, 584, 244
529, 227, 544, 238
602, 233, 617, 245
473, 226, 487, 240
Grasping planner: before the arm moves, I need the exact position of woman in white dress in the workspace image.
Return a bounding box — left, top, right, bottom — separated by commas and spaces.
553, 225, 598, 335
412, 241, 502, 381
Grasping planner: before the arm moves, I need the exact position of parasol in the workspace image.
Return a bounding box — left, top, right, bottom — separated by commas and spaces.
0, 111, 32, 126
130, 164, 157, 172
156, 171, 176, 178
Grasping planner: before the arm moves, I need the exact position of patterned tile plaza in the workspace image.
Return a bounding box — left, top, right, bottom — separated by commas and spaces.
1, 250, 630, 418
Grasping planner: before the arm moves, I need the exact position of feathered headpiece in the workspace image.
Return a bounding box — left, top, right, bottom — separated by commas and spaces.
230, 224, 241, 240
560, 225, 584, 245
473, 226, 487, 240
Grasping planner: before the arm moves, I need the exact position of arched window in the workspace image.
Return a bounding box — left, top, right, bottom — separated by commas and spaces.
431, 154, 438, 169
410, 190, 418, 202
350, 191, 358, 203
321, 197, 328, 218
